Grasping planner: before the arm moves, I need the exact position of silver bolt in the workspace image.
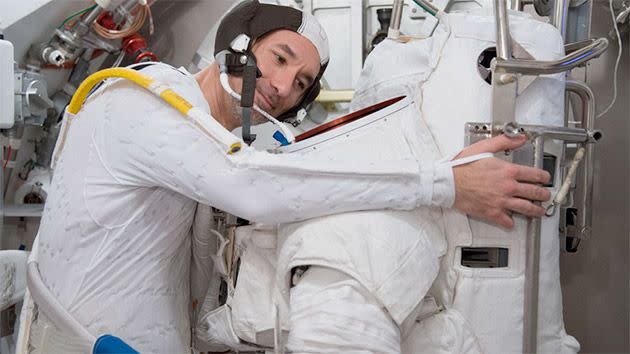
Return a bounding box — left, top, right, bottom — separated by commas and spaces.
499, 73, 517, 84
503, 122, 521, 138
239, 55, 247, 64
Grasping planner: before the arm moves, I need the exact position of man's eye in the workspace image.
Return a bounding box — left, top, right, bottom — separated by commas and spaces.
296, 80, 306, 90
275, 54, 286, 64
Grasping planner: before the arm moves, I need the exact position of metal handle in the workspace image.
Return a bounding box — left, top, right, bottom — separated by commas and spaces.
492, 0, 608, 74
494, 38, 609, 75
565, 80, 599, 239
565, 39, 602, 55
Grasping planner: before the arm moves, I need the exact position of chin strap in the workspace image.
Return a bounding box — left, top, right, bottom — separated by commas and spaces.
216, 34, 260, 146
240, 53, 258, 145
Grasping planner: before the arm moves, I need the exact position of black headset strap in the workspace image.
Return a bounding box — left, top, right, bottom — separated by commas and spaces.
240, 53, 258, 145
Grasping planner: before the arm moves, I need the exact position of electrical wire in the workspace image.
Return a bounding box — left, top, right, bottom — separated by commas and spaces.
3, 145, 12, 171
596, 0, 623, 118
93, 2, 153, 39
58, 4, 98, 29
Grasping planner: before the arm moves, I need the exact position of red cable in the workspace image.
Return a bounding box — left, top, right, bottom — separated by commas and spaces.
3, 145, 12, 171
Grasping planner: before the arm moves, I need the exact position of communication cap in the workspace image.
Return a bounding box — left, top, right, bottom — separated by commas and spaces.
214, 0, 329, 123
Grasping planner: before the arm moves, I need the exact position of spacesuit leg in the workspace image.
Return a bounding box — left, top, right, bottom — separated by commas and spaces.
286, 266, 401, 354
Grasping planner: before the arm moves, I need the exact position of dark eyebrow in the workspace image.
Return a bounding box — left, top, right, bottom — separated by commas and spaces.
279, 44, 297, 59
278, 43, 316, 86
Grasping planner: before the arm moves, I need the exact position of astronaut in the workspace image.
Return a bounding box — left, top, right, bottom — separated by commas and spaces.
29, 1, 550, 353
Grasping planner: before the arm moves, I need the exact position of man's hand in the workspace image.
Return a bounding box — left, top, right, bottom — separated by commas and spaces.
453, 134, 551, 229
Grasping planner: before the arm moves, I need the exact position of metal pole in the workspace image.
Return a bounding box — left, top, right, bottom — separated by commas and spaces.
350, 0, 364, 87
388, 0, 404, 39
413, 0, 440, 17
495, 38, 608, 75
0, 153, 3, 249
81, 5, 103, 26
511, 0, 521, 11
551, 0, 569, 38
566, 80, 597, 239
74, 5, 103, 36
494, 0, 512, 60
523, 136, 544, 353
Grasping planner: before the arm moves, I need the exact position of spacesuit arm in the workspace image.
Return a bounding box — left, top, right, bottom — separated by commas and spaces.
95, 75, 453, 224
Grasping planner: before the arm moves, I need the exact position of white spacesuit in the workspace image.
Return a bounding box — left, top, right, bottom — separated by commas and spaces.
202, 8, 579, 354
351, 9, 579, 353
29, 59, 457, 352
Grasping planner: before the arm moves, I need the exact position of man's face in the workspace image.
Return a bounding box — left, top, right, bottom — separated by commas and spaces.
227, 29, 321, 124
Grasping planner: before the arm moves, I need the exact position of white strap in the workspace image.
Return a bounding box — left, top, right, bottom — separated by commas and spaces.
442, 152, 494, 168
210, 229, 230, 277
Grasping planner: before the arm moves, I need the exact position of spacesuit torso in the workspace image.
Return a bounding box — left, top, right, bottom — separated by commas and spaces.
214, 9, 579, 354
34, 64, 206, 353
351, 9, 578, 353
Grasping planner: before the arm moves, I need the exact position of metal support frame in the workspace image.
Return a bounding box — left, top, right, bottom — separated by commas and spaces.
0, 162, 3, 248
350, 0, 365, 87
523, 135, 544, 352
552, 0, 570, 38
563, 80, 597, 240
466, 120, 598, 351
494, 38, 607, 76
390, 0, 404, 34
482, 0, 607, 351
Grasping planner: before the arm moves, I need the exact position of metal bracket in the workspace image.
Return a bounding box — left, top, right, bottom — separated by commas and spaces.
487, 0, 608, 349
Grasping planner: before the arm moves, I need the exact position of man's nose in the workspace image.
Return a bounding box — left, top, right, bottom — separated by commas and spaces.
270, 69, 296, 98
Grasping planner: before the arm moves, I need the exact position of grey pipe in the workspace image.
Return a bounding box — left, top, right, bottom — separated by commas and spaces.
81, 5, 103, 26
494, 0, 512, 60
74, 5, 103, 36
511, 0, 521, 11
566, 80, 595, 131
389, 0, 405, 33
414, 0, 440, 16
527, 125, 593, 142
566, 80, 597, 239
496, 38, 608, 75
565, 38, 601, 53
552, 0, 569, 38
523, 136, 545, 353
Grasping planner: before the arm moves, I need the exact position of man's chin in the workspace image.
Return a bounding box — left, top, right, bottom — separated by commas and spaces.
250, 110, 271, 125
230, 102, 269, 125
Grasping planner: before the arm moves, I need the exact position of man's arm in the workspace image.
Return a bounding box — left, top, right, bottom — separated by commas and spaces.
94, 78, 549, 226
453, 135, 551, 228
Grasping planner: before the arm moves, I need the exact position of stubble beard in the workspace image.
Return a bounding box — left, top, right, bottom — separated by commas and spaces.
228, 96, 268, 127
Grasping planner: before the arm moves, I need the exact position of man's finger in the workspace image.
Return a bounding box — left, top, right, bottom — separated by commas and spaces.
513, 165, 552, 185
458, 134, 527, 158
513, 183, 552, 202
505, 198, 547, 218
494, 213, 515, 229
